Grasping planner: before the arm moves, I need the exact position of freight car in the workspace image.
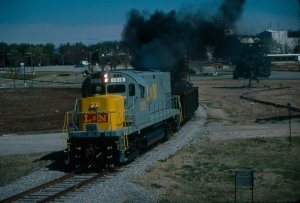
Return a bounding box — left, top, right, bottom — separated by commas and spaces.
64, 70, 198, 169
172, 80, 199, 123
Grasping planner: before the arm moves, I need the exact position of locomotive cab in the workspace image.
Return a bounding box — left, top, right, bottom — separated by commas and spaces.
82, 72, 127, 96
81, 71, 139, 110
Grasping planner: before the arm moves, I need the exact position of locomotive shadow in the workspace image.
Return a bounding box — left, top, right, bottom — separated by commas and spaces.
37, 151, 67, 172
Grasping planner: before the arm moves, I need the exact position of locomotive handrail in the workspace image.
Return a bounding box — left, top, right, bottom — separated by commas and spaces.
150, 96, 180, 124
72, 111, 81, 131
62, 112, 69, 150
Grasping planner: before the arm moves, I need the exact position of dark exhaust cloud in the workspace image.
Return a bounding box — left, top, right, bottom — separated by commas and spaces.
121, 0, 246, 77
216, 0, 246, 28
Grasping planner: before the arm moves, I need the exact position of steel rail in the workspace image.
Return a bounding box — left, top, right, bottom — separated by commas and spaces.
1, 172, 76, 203
1, 169, 111, 203
39, 172, 108, 203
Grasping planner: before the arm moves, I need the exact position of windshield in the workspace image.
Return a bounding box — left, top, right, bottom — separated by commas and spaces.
90, 84, 106, 95
107, 84, 125, 93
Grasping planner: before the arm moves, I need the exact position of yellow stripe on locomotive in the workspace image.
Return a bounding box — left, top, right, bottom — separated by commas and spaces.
79, 95, 125, 131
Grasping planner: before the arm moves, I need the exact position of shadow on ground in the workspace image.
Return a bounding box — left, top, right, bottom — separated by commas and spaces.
37, 151, 67, 172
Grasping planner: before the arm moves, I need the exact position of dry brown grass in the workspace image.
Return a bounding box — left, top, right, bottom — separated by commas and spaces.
194, 79, 300, 123
135, 137, 300, 202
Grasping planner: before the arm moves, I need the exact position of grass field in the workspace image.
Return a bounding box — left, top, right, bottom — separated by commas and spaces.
0, 153, 51, 187
135, 137, 300, 202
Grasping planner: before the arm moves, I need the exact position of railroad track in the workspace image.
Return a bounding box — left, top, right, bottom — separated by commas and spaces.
1, 169, 114, 203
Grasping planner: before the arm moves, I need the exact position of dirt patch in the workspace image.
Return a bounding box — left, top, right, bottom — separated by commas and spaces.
0, 88, 81, 135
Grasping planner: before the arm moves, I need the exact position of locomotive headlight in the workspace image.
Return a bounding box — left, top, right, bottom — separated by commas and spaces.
103, 73, 109, 83
89, 103, 99, 111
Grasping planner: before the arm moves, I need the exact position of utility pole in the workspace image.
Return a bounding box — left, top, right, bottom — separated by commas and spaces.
2, 42, 4, 68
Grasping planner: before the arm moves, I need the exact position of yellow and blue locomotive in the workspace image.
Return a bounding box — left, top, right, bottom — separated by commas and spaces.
64, 70, 184, 168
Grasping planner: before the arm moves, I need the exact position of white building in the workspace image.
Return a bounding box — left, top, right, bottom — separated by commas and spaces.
257, 30, 300, 54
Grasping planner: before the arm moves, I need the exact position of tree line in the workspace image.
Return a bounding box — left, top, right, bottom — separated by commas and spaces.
0, 35, 276, 88
0, 41, 130, 69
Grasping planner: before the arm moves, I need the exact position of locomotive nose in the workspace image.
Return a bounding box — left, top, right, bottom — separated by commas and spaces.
79, 95, 125, 131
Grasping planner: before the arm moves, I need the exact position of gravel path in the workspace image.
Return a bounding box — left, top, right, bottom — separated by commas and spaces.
0, 106, 207, 202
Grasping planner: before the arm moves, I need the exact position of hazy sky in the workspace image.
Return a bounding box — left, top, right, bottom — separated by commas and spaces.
0, 0, 299, 45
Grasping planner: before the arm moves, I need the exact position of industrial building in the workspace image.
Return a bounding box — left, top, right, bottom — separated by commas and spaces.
257, 30, 300, 54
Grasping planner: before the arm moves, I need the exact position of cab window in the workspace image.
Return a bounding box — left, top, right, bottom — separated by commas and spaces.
96, 85, 106, 94
90, 84, 106, 95
107, 84, 125, 93
129, 83, 135, 96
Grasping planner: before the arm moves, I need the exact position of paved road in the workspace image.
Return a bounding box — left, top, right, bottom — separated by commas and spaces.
0, 133, 65, 155
32, 65, 84, 72
190, 71, 300, 80
269, 71, 300, 80
25, 65, 133, 72
1, 122, 299, 156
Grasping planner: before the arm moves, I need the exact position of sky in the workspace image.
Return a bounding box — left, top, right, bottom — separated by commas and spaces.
0, 0, 299, 45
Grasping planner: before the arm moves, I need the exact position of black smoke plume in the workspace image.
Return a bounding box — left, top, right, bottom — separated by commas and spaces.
121, 0, 246, 78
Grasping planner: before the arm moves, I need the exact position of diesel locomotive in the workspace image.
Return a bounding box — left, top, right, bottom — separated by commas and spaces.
63, 70, 198, 168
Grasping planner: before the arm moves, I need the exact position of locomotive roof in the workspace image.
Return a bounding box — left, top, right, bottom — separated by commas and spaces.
109, 70, 167, 86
